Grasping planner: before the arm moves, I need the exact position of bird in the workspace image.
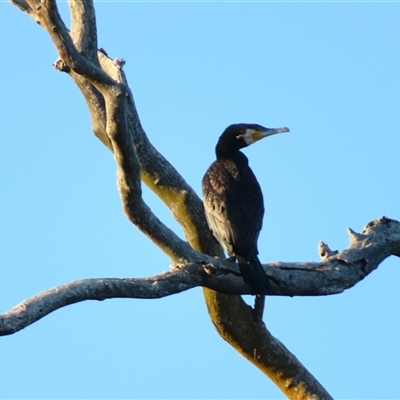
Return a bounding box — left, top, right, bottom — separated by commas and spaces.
202, 123, 289, 294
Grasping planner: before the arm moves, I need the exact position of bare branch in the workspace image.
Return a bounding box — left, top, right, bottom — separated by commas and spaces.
0, 269, 197, 336
17, 0, 218, 256
69, 0, 99, 64
10, 0, 36, 22
1, 216, 398, 338
271, 217, 400, 295
19, 0, 215, 261
17, 1, 202, 261
206, 292, 334, 400
86, 52, 219, 254
101, 82, 200, 260
9, 2, 399, 398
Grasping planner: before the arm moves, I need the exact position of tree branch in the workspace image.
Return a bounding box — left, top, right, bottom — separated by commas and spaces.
18, 0, 217, 262
205, 292, 334, 400
9, 1, 399, 398
16, 0, 219, 256
69, 0, 99, 65
2, 216, 398, 338
19, 0, 203, 261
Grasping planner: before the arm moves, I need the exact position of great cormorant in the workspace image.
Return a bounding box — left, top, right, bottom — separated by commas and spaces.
202, 123, 289, 294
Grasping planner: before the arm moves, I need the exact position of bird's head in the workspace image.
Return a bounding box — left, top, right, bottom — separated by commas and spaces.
216, 123, 290, 156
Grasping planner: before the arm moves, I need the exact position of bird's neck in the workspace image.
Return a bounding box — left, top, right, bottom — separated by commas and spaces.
216, 148, 248, 165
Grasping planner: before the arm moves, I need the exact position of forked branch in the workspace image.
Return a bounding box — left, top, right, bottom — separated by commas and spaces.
8, 1, 399, 399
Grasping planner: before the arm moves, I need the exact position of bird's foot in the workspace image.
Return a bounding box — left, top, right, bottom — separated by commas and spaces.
252, 295, 265, 323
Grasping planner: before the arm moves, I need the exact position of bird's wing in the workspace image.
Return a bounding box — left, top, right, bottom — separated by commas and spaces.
202, 160, 264, 257
225, 171, 263, 256
202, 169, 235, 255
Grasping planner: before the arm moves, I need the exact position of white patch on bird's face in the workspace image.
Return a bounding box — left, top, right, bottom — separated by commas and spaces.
238, 129, 258, 145
236, 126, 289, 146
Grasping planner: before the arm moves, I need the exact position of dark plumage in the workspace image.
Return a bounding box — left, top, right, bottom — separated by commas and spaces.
202, 123, 289, 294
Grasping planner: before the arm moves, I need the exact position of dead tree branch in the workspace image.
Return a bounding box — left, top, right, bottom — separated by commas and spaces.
2, 216, 399, 337
8, 1, 399, 398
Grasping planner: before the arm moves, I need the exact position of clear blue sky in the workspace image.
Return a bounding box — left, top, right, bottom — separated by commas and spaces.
1, 2, 399, 399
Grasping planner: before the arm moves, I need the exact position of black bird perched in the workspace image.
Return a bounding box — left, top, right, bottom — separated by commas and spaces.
202, 123, 289, 294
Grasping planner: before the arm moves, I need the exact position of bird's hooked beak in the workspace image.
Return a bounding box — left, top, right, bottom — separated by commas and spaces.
252, 126, 290, 142
239, 126, 290, 145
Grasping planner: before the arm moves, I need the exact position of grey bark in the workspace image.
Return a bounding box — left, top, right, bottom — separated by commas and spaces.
2, 215, 399, 335
7, 1, 399, 399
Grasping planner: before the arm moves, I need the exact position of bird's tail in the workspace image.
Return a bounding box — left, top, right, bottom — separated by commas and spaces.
237, 255, 271, 294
